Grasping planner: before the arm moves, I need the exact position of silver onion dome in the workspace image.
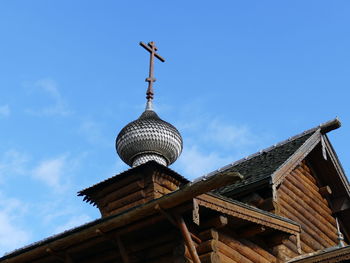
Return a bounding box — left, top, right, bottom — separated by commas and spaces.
116, 41, 182, 167
116, 105, 183, 167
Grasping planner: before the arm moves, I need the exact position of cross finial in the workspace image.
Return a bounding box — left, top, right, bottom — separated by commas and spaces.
336, 218, 345, 247
139, 41, 165, 109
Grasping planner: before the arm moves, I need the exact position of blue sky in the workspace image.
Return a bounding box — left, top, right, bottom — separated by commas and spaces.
0, 0, 349, 255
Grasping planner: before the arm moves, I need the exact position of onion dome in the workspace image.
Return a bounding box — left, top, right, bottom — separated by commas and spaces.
116, 41, 183, 167
116, 104, 183, 167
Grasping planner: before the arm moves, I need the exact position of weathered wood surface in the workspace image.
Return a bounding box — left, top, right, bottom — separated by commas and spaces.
275, 161, 338, 261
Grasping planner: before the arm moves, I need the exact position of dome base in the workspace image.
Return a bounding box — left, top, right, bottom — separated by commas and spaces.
132, 153, 167, 167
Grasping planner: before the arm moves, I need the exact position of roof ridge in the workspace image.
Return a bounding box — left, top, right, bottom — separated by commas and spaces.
197, 118, 341, 181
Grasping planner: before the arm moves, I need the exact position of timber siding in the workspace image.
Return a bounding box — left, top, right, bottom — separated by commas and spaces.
276, 160, 338, 261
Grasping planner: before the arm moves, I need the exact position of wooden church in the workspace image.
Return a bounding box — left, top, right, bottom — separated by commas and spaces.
1, 42, 349, 263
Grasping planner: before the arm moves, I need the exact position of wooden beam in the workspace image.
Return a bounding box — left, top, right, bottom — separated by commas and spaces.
319, 185, 332, 197
273, 130, 321, 186
154, 204, 202, 244
176, 215, 201, 263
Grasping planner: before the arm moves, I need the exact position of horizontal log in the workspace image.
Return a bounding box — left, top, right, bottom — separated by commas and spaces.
319, 185, 332, 197
107, 199, 147, 216
278, 194, 337, 249
272, 244, 291, 262
279, 184, 337, 233
297, 164, 316, 184
283, 239, 299, 255
219, 231, 270, 263
199, 229, 218, 241
199, 252, 220, 263
218, 252, 238, 263
105, 189, 146, 211
286, 172, 333, 215
217, 240, 253, 263
279, 197, 336, 246
154, 175, 182, 191
276, 207, 324, 251
89, 174, 143, 200
154, 182, 173, 196
291, 167, 318, 190
239, 238, 276, 263
289, 235, 313, 253
99, 180, 145, 207
196, 240, 218, 255
285, 173, 331, 211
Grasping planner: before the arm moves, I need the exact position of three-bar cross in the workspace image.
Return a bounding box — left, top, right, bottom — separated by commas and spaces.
139, 41, 165, 101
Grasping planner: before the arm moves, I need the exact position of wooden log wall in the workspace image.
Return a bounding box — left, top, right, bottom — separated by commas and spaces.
275, 160, 338, 261
186, 227, 278, 263
88, 170, 183, 217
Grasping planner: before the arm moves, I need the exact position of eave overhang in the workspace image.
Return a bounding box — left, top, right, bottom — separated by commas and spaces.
196, 193, 301, 235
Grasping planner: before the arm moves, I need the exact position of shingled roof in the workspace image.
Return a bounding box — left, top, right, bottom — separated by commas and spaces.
211, 118, 341, 197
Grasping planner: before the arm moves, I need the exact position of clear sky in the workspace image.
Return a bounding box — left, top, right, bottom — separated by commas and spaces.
0, 0, 349, 255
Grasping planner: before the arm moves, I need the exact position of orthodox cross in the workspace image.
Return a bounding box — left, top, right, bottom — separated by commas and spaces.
139, 41, 165, 101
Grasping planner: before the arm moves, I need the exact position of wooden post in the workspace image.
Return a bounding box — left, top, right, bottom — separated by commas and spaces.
176, 215, 201, 263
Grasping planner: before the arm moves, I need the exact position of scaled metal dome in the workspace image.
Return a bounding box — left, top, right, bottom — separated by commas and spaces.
116, 108, 183, 167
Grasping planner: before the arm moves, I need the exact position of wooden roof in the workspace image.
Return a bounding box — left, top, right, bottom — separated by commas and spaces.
214, 118, 341, 197
78, 160, 190, 206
